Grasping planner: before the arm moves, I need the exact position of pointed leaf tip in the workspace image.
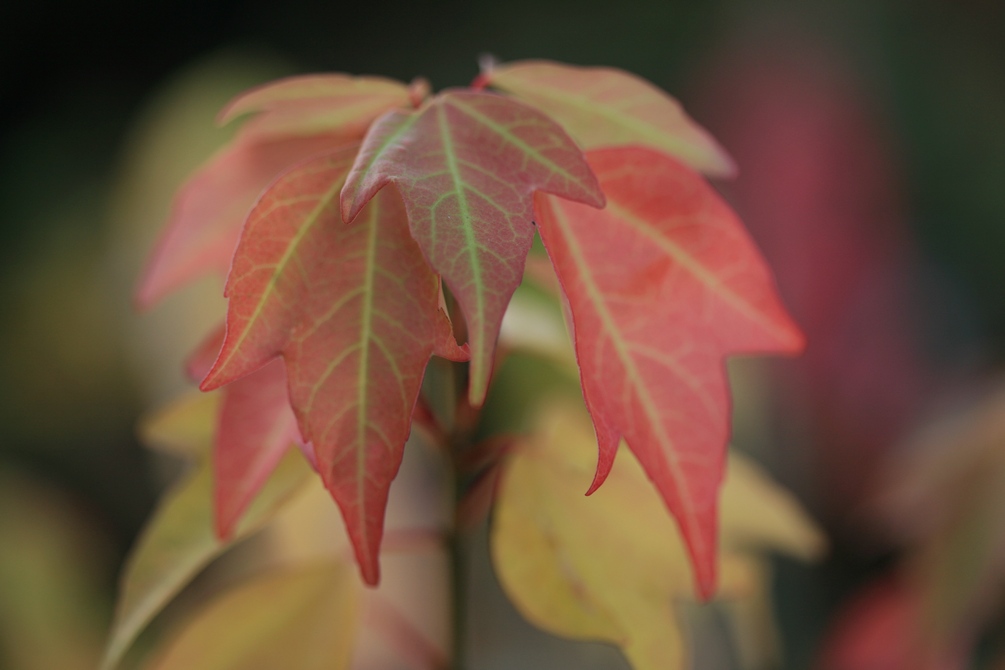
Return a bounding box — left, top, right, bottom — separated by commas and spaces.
342, 89, 604, 406
205, 147, 454, 588
537, 146, 802, 597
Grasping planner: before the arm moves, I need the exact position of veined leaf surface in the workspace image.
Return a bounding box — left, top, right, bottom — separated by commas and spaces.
201, 148, 466, 585
137, 75, 408, 308
535, 146, 803, 598
136, 133, 351, 307
340, 89, 605, 405
218, 73, 411, 139
488, 60, 736, 178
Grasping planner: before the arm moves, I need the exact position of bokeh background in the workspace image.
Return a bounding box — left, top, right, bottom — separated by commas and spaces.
2, 0, 1004, 667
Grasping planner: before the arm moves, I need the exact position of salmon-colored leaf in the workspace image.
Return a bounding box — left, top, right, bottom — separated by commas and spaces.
201, 147, 465, 585
488, 60, 736, 177
136, 134, 352, 307
340, 90, 605, 405
186, 326, 305, 539
218, 73, 410, 140
213, 359, 300, 540
535, 146, 803, 598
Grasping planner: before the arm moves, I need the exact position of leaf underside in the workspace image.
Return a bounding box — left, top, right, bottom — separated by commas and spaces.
488, 59, 737, 178
201, 147, 464, 585
535, 146, 804, 598
340, 89, 605, 405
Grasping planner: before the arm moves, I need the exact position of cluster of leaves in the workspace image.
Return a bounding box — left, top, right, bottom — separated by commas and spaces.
109, 58, 818, 668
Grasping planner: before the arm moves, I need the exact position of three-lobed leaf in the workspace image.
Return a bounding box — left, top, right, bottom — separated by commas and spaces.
340, 89, 605, 405
535, 146, 804, 598
487, 59, 736, 177
201, 147, 466, 585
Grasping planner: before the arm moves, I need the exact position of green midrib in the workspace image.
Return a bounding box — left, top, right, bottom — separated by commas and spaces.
354, 194, 381, 565
214, 170, 344, 380
448, 96, 596, 196
436, 103, 486, 395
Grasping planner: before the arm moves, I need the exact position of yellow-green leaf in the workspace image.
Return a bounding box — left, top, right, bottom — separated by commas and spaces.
137, 390, 221, 458
488, 60, 736, 177
147, 563, 358, 670
490, 403, 824, 670
101, 394, 311, 670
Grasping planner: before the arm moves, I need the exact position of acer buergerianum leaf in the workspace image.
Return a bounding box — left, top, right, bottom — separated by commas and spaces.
486, 60, 736, 178
218, 73, 411, 140
201, 147, 467, 585
101, 393, 310, 670
340, 89, 605, 405
491, 404, 824, 670
535, 146, 804, 599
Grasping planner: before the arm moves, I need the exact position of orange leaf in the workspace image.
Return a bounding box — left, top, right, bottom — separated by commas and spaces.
341, 90, 605, 405
535, 146, 803, 598
201, 147, 465, 585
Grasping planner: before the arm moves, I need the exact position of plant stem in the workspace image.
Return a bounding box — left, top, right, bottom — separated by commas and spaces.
449, 510, 467, 670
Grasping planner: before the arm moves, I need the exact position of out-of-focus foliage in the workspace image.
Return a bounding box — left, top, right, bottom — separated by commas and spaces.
492, 402, 824, 670
0, 472, 109, 670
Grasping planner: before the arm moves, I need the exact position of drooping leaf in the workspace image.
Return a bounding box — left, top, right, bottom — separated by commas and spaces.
100, 394, 310, 670
148, 564, 358, 670
218, 73, 411, 140
487, 59, 736, 177
213, 359, 301, 540
340, 89, 605, 405
201, 147, 466, 585
186, 325, 310, 538
491, 404, 823, 670
535, 146, 804, 598
261, 430, 453, 670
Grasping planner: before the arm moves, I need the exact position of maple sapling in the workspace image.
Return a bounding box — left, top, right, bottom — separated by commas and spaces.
105, 58, 816, 670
